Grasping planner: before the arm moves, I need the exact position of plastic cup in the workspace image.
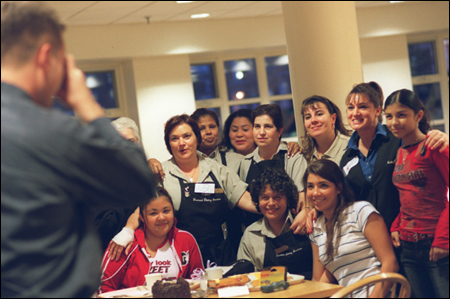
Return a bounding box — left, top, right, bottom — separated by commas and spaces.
144, 273, 162, 291
205, 267, 223, 280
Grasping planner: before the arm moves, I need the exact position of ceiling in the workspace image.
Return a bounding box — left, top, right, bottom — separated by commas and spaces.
43, 1, 413, 26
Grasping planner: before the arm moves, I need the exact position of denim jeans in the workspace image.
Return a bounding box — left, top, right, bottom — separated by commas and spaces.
400, 239, 449, 298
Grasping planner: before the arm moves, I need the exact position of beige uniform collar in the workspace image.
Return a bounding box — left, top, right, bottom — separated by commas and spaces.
168, 153, 212, 183
312, 131, 344, 161
250, 210, 294, 238
244, 142, 288, 163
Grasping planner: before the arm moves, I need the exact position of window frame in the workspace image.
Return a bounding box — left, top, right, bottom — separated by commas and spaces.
408, 31, 449, 133
189, 47, 297, 142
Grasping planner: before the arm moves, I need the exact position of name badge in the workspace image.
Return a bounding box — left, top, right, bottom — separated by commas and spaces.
343, 157, 359, 176
194, 183, 215, 194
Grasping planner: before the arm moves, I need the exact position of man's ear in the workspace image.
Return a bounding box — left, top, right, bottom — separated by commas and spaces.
35, 42, 52, 71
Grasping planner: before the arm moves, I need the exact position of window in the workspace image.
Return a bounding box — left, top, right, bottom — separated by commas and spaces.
52, 62, 127, 119
408, 32, 449, 133
408, 42, 437, 76
85, 71, 118, 109
224, 58, 260, 100
265, 55, 292, 96
190, 50, 297, 141
191, 63, 218, 100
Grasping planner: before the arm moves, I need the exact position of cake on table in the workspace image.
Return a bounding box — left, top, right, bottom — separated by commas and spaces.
152, 277, 191, 298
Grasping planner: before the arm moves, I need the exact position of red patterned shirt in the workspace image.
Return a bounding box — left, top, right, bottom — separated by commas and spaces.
391, 140, 449, 250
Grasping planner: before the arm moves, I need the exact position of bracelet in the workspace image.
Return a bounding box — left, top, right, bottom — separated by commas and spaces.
305, 207, 313, 210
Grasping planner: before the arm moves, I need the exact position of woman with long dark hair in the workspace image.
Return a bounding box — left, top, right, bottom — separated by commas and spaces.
384, 89, 449, 298
307, 160, 398, 298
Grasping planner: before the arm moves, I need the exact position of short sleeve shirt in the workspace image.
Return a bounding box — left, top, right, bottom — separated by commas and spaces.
237, 211, 295, 271
311, 132, 350, 165
309, 201, 381, 297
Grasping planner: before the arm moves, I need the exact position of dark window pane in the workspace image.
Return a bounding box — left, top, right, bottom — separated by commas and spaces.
191, 64, 217, 101
270, 99, 297, 138
265, 55, 292, 96
444, 39, 449, 76
408, 42, 437, 76
224, 59, 259, 101
85, 71, 118, 109
229, 103, 260, 114
413, 83, 443, 120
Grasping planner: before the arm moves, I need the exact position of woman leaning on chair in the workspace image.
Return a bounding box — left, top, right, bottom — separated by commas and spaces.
307, 159, 399, 298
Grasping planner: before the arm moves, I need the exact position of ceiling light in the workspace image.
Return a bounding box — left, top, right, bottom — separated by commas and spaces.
191, 13, 210, 19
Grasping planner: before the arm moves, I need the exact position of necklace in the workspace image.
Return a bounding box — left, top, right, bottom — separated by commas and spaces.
401, 138, 425, 165
183, 166, 198, 182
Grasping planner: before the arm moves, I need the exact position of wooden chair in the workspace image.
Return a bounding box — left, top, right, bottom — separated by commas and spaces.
330, 273, 411, 298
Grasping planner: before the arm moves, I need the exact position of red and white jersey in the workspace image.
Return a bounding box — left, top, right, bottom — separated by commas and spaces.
144, 240, 180, 279
99, 226, 204, 293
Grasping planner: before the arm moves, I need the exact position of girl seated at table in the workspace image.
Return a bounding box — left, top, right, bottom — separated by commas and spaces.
237, 167, 313, 279
307, 159, 398, 298
99, 187, 204, 294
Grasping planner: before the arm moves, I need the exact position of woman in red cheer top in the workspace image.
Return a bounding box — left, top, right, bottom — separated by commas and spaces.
99, 187, 203, 294
384, 89, 448, 298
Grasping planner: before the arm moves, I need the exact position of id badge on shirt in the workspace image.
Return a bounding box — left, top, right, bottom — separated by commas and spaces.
343, 157, 359, 176
194, 183, 215, 194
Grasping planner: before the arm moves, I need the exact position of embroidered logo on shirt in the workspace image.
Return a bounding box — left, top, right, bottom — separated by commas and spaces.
181, 251, 189, 266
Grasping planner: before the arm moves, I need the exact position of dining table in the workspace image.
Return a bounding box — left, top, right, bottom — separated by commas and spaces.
206, 279, 343, 298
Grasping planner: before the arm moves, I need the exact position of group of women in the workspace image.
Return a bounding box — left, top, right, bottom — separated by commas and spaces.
98, 82, 448, 298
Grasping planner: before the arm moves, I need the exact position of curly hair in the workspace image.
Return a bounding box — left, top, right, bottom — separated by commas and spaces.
249, 168, 298, 213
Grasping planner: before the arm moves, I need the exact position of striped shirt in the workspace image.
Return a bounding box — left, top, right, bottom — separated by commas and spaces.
310, 201, 381, 298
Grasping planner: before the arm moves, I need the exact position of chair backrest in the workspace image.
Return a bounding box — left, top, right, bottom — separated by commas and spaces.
330, 273, 411, 298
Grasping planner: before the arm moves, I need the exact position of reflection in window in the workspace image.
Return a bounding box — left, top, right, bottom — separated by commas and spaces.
191, 64, 218, 101
224, 59, 260, 101
265, 55, 292, 96
230, 103, 260, 114
444, 39, 449, 75
270, 99, 297, 138
413, 83, 443, 120
85, 71, 118, 109
408, 42, 437, 76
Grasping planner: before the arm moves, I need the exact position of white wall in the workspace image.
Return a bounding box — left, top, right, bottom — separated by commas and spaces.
360, 34, 413, 103
132, 55, 196, 161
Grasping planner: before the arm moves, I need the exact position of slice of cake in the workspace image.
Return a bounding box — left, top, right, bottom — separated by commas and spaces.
152, 278, 191, 298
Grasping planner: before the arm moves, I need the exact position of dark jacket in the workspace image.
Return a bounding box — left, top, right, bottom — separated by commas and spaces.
340, 125, 402, 231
